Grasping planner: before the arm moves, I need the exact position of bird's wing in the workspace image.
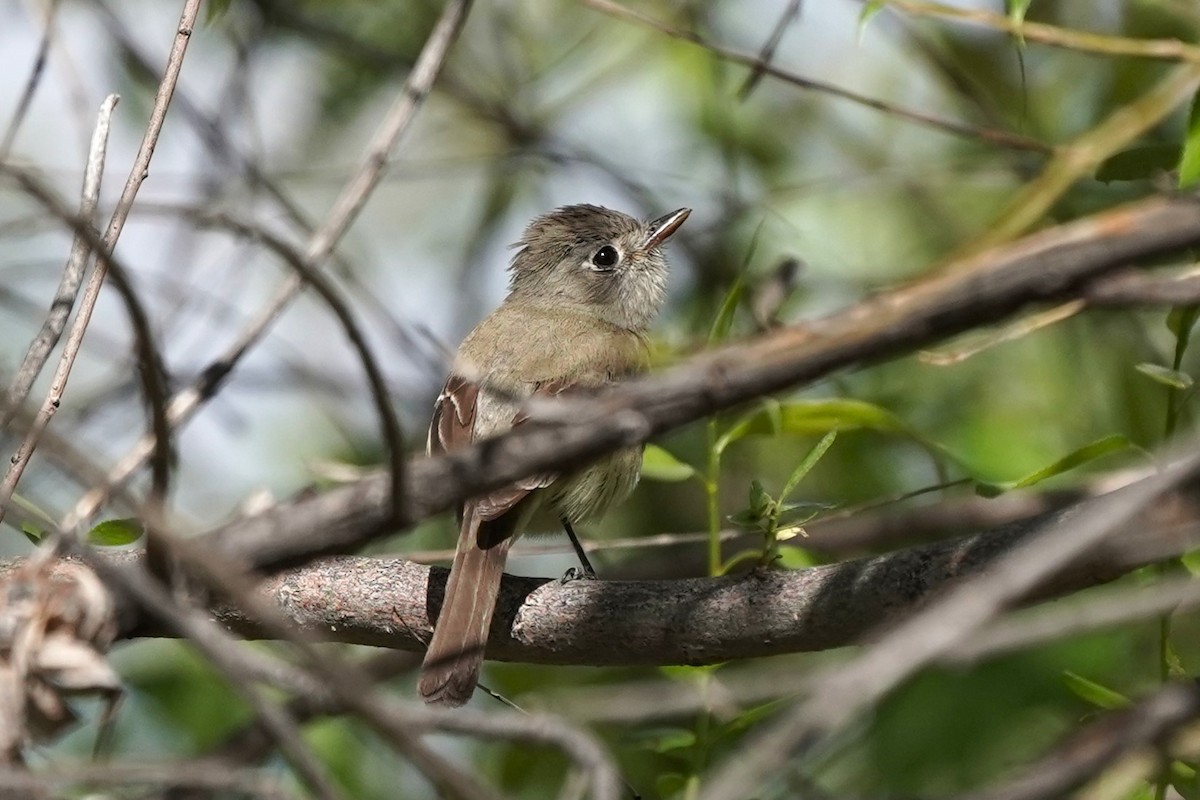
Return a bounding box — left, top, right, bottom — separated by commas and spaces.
427, 374, 560, 526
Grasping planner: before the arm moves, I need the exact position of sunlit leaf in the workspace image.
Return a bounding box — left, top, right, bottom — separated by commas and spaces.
857, 0, 887, 40
776, 545, 819, 569
1061, 671, 1129, 710
780, 430, 837, 503
20, 523, 42, 545
975, 435, 1132, 497
1180, 87, 1200, 189
920, 302, 1084, 366
1007, 0, 1032, 24
647, 729, 696, 754
1136, 362, 1193, 390
88, 518, 144, 547
641, 445, 698, 482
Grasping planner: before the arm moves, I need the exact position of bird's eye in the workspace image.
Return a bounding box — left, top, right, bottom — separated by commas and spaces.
591, 245, 619, 269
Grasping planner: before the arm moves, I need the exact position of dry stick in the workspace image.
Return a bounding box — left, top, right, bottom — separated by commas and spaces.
91, 5, 447, 383
0, 166, 170, 530
74, 551, 349, 800
964, 61, 1200, 254
168, 501, 1194, 668
0, 762, 294, 799
151, 528, 609, 800
958, 682, 1200, 800
882, 0, 1200, 63
0, 97, 118, 527
91, 0, 202, 503
1086, 270, 1200, 308
196, 193, 1200, 570
0, 0, 61, 158
694, 450, 1200, 800
190, 213, 406, 518
62, 0, 473, 532
948, 569, 1200, 667
737, 0, 803, 99
1, 93, 117, 428
582, 0, 1052, 154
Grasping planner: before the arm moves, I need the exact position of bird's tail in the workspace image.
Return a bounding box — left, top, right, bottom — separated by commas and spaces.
418, 510, 512, 707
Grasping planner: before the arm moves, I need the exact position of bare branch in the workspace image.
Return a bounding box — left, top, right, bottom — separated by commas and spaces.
115, 491, 1193, 668
958, 682, 1200, 800
200, 193, 1200, 570
62, 0, 474, 531
881, 0, 1200, 63
1, 94, 117, 428
583, 0, 1053, 154
694, 447, 1200, 800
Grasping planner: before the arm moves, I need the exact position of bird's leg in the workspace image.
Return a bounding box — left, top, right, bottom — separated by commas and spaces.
560, 516, 598, 582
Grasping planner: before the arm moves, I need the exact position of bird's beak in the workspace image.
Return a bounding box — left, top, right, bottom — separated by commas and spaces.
643, 208, 691, 250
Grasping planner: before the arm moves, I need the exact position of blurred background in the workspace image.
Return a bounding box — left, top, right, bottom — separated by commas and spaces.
2, 0, 1199, 797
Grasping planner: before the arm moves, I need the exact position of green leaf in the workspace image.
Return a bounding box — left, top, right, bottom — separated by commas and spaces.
641, 445, 698, 482
1172, 760, 1200, 800
656, 774, 689, 798
780, 430, 838, 503
776, 545, 819, 569
728, 508, 767, 530
20, 523, 42, 545
646, 729, 696, 754
857, 0, 887, 37
88, 518, 144, 547
1169, 306, 1200, 342
720, 698, 786, 736
748, 480, 773, 517
1136, 362, 1194, 390
708, 277, 745, 345
1061, 671, 1129, 710
714, 400, 781, 456
975, 435, 1132, 496
1180, 88, 1200, 189
1007, 0, 1032, 24
1095, 143, 1180, 182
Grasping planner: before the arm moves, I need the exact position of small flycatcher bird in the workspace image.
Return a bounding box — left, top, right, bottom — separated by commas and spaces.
418, 204, 690, 706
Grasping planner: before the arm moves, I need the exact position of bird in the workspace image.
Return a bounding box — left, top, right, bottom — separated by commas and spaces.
418, 203, 690, 706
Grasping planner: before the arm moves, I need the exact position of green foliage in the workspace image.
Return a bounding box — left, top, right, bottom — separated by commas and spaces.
974, 434, 1135, 497
87, 518, 144, 547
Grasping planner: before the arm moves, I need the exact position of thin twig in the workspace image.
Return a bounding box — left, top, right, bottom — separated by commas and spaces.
949, 571, 1200, 666
582, 0, 1053, 154
62, 0, 474, 532
1, 94, 118, 429
74, 548, 349, 800
196, 193, 1200, 569
0, 166, 170, 533
190, 212, 406, 528
738, 0, 803, 100
0, 0, 61, 159
695, 448, 1200, 800
93, 0, 203, 503
0, 96, 118, 527
881, 0, 1200, 64
958, 682, 1200, 800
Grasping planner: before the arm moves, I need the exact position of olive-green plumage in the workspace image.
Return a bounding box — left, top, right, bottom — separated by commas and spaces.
419, 204, 689, 707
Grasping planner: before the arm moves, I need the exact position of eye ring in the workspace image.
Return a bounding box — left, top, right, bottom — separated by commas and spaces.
591, 245, 619, 270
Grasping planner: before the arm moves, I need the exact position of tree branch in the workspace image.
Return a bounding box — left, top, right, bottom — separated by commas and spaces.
110, 492, 1195, 667
201, 193, 1200, 570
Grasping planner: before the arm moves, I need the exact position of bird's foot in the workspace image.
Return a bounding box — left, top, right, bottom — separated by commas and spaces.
560, 566, 598, 584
